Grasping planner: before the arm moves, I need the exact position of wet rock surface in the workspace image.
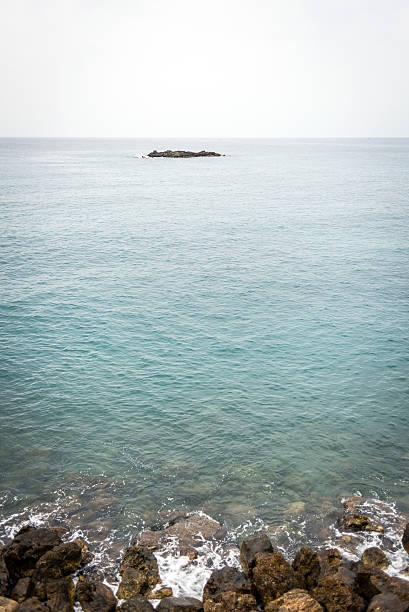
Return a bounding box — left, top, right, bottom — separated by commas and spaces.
156, 596, 203, 610
402, 523, 409, 554
117, 594, 155, 611
264, 588, 323, 611
251, 551, 303, 606
147, 150, 223, 158
361, 547, 389, 570
76, 576, 117, 612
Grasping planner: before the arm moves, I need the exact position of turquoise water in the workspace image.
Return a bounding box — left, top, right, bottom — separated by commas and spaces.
1, 138, 409, 536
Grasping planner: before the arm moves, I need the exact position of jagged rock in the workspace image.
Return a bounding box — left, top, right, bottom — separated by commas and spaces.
203, 567, 250, 602
147, 150, 222, 158
0, 596, 18, 611
45, 577, 75, 612
251, 552, 303, 606
356, 565, 409, 605
0, 555, 9, 597
149, 587, 173, 599
203, 592, 257, 611
367, 593, 405, 611
2, 527, 61, 580
10, 576, 32, 602
265, 588, 323, 611
402, 523, 409, 554
240, 535, 273, 574
117, 567, 149, 599
18, 598, 51, 611
338, 513, 383, 533
362, 548, 388, 570
311, 566, 365, 611
156, 597, 203, 611
292, 546, 320, 589
75, 577, 116, 612
118, 594, 154, 611
34, 541, 83, 581
118, 546, 159, 598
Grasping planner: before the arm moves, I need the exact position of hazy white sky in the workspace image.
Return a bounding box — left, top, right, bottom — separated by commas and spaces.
1, 0, 408, 137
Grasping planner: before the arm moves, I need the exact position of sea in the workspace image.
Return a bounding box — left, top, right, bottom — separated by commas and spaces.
1, 138, 409, 596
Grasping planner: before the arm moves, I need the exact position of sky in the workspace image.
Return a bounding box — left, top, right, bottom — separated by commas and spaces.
1, 0, 408, 137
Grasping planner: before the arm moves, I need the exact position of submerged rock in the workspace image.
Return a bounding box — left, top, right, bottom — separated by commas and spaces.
147, 150, 223, 158
265, 588, 323, 611
240, 534, 274, 574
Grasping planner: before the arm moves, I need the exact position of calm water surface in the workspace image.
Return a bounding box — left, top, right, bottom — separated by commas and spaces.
1, 138, 409, 538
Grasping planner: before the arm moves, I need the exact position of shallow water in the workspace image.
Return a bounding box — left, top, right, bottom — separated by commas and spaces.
1, 138, 409, 562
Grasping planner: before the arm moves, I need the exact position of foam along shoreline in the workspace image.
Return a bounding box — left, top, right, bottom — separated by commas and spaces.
147, 150, 224, 158
0, 497, 409, 610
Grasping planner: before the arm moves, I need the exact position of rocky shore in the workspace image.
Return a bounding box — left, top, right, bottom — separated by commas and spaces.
147, 150, 223, 158
0, 498, 409, 611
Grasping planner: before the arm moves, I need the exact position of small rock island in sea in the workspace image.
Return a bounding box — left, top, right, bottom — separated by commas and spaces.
147, 150, 224, 158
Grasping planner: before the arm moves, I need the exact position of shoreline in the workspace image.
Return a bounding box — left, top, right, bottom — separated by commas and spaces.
1, 496, 409, 610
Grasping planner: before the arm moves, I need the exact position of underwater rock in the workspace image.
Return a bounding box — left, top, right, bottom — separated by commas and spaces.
0, 596, 18, 612
76, 577, 116, 612
265, 588, 323, 611
251, 552, 303, 606
292, 546, 320, 589
147, 150, 222, 158
156, 596, 203, 610
240, 534, 274, 575
402, 523, 409, 554
362, 547, 388, 570
118, 594, 155, 611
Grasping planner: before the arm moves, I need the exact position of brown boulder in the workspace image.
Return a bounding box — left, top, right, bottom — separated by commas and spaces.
18, 598, 51, 611
149, 587, 173, 599
34, 542, 83, 581
311, 566, 365, 612
0, 596, 18, 611
338, 513, 383, 534
118, 594, 154, 611
251, 552, 303, 606
203, 592, 257, 611
117, 567, 149, 599
292, 547, 320, 589
402, 523, 409, 555
45, 577, 75, 612
367, 593, 405, 611
265, 588, 323, 611
361, 548, 388, 570
10, 577, 32, 603
0, 554, 9, 596
3, 528, 61, 580
203, 567, 250, 602
240, 535, 274, 574
156, 597, 203, 611
356, 565, 409, 605
75, 577, 116, 612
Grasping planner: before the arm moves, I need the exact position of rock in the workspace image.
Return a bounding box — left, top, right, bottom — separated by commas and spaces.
367, 593, 405, 611
239, 535, 274, 574
362, 547, 388, 570
343, 497, 365, 512
311, 566, 365, 611
117, 567, 149, 599
147, 150, 222, 158
118, 594, 154, 611
264, 588, 323, 611
338, 512, 384, 533
34, 541, 83, 580
45, 577, 75, 612
0, 555, 10, 596
356, 566, 409, 605
17, 598, 51, 611
316, 549, 346, 575
156, 597, 203, 611
2, 527, 61, 580
402, 523, 409, 554
118, 546, 159, 598
292, 546, 320, 589
251, 552, 303, 606
203, 592, 257, 611
149, 587, 173, 599
76, 577, 117, 612
10, 576, 32, 602
0, 596, 18, 612
203, 567, 250, 602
